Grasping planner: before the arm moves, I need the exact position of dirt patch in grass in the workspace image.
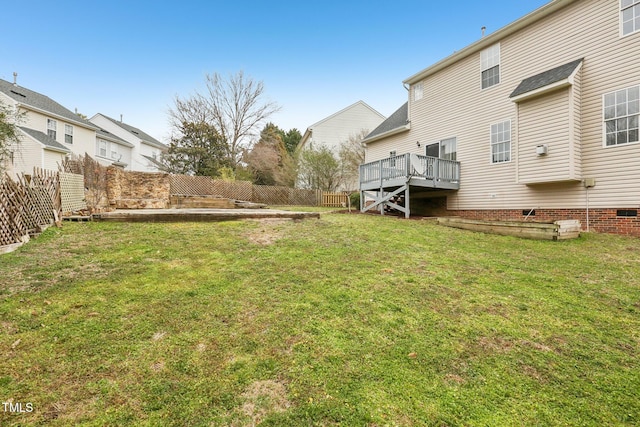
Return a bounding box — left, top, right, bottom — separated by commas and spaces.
234, 380, 291, 426
244, 219, 292, 246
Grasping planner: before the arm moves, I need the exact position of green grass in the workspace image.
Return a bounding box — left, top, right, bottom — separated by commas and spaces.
1, 213, 639, 426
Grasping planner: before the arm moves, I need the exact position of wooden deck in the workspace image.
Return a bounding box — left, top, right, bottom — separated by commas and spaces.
359, 153, 460, 218
92, 208, 320, 223
359, 153, 460, 191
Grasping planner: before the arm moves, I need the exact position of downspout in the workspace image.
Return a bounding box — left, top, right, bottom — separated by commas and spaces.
585, 186, 590, 233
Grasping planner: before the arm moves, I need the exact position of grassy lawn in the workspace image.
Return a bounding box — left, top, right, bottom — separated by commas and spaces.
1, 213, 639, 426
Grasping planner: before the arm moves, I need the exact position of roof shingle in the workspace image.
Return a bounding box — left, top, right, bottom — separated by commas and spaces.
19, 126, 71, 153
363, 102, 408, 142
0, 79, 98, 130
510, 58, 583, 98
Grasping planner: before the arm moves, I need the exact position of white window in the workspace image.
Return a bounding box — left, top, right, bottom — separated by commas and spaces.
604, 85, 640, 146
389, 150, 397, 167
491, 120, 511, 163
64, 124, 73, 144
413, 82, 423, 101
481, 43, 500, 89
47, 119, 57, 140
621, 0, 640, 36
97, 139, 108, 157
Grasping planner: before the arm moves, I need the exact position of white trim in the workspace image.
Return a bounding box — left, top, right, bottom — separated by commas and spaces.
490, 119, 512, 165
620, 0, 640, 37
601, 83, 640, 148
480, 43, 501, 91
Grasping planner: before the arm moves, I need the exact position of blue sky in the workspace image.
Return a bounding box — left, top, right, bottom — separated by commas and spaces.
2, 0, 548, 143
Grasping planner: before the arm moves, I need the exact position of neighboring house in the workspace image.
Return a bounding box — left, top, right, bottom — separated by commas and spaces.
361, 0, 640, 236
300, 100, 385, 190
89, 113, 167, 172
0, 77, 99, 176
94, 127, 134, 169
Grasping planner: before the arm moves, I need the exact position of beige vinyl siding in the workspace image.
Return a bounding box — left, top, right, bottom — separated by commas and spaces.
42, 149, 65, 171
517, 88, 574, 184
371, 0, 640, 210
571, 68, 582, 178
12, 135, 43, 177
365, 132, 410, 163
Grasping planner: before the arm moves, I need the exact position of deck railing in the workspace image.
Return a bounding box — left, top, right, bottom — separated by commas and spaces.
359, 153, 460, 188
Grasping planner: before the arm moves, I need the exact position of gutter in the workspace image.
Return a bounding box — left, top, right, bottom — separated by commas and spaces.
362, 124, 410, 145
17, 103, 100, 131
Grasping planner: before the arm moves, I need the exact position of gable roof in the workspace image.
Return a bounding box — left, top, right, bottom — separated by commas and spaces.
19, 126, 71, 153
0, 79, 98, 130
404, 0, 578, 85
97, 114, 167, 150
362, 102, 409, 144
306, 100, 385, 130
96, 127, 135, 148
510, 58, 584, 99
300, 100, 385, 148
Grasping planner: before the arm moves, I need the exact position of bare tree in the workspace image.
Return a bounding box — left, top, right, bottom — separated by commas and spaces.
298, 146, 343, 191
339, 129, 369, 190
169, 71, 280, 171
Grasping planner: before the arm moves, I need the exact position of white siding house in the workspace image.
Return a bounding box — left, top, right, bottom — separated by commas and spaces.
89, 114, 167, 172
0, 77, 98, 177
362, 0, 640, 236
300, 100, 385, 191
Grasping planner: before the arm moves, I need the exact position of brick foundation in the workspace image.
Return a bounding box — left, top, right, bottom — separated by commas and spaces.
450, 208, 640, 237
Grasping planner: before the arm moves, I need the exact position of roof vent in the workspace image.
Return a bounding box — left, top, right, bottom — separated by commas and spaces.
481, 26, 486, 37
13, 72, 17, 86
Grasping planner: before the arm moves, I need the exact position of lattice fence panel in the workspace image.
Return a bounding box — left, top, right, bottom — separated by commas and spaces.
167, 175, 320, 206
0, 177, 26, 246
59, 172, 87, 214
170, 175, 220, 196
290, 189, 321, 206
0, 171, 62, 251
212, 180, 253, 201
251, 185, 290, 205
13, 177, 40, 233
33, 169, 61, 217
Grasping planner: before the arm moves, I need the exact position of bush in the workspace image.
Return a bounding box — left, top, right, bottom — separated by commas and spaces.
349, 192, 360, 209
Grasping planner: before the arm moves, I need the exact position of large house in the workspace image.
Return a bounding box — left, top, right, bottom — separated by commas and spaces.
0, 77, 98, 176
89, 113, 167, 172
361, 0, 640, 236
0, 77, 142, 175
301, 100, 385, 191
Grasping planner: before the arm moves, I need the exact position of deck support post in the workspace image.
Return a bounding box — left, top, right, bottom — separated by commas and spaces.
404, 184, 410, 219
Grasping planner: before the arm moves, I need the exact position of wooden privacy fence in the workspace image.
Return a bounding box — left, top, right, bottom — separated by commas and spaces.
322, 192, 349, 207
0, 169, 62, 252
